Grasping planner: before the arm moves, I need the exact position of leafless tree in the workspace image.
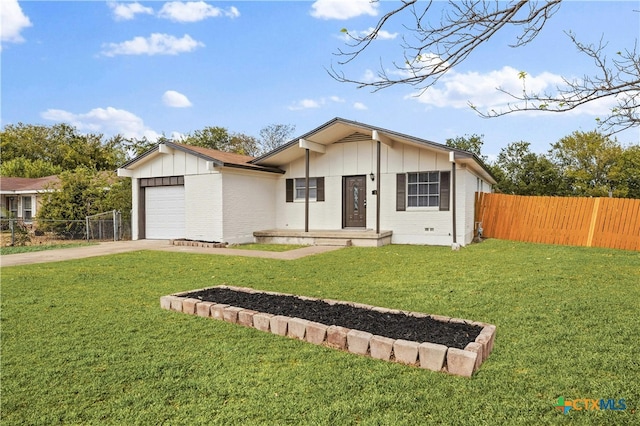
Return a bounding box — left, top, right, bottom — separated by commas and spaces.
480, 34, 640, 135
329, 0, 639, 135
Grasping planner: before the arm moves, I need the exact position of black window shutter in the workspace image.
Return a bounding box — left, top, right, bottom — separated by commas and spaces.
316, 177, 325, 202
286, 179, 294, 202
396, 173, 406, 211
439, 171, 450, 211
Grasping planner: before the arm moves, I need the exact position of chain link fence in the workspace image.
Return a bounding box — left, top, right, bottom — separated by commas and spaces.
1, 210, 131, 247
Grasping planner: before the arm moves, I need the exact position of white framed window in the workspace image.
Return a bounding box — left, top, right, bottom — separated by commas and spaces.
7, 197, 18, 217
396, 171, 450, 211
407, 172, 440, 207
295, 177, 317, 200
22, 196, 33, 221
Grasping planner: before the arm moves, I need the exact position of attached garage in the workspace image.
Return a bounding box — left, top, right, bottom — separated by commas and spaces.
144, 183, 185, 239
139, 176, 186, 240
118, 144, 282, 242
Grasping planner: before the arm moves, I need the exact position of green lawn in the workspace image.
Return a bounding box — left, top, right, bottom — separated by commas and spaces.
229, 243, 306, 252
0, 242, 94, 255
1, 240, 638, 424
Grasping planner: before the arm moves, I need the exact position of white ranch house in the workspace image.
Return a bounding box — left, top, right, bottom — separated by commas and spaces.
118, 118, 495, 247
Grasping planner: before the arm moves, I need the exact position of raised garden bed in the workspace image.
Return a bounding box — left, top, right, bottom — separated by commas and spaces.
161, 285, 496, 377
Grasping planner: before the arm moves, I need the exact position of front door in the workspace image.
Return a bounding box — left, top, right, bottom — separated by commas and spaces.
343, 175, 366, 228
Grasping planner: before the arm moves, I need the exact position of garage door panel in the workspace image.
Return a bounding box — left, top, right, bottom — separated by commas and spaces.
145, 186, 185, 239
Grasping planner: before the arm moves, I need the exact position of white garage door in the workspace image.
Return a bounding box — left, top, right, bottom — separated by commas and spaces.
145, 186, 185, 239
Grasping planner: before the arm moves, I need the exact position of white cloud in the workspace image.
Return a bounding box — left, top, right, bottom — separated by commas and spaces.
340, 27, 397, 41
288, 96, 348, 110
158, 1, 240, 22
288, 99, 321, 111
107, 1, 154, 21
407, 66, 566, 110
162, 90, 192, 108
41, 107, 161, 140
311, 0, 378, 20
101, 33, 204, 56
353, 102, 368, 110
1, 0, 32, 47
362, 69, 377, 83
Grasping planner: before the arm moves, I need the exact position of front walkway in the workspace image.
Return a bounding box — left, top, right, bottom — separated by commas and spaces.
0, 240, 343, 267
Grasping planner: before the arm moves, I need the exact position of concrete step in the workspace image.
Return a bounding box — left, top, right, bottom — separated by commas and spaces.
315, 238, 352, 247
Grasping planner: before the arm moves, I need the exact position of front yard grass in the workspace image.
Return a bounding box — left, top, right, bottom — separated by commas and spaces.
1, 240, 638, 424
0, 242, 94, 255
229, 243, 306, 252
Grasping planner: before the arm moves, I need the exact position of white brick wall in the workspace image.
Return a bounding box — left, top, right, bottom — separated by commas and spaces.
185, 174, 223, 242
221, 170, 278, 244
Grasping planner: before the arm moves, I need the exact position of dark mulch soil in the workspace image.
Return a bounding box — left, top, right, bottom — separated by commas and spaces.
184, 288, 482, 349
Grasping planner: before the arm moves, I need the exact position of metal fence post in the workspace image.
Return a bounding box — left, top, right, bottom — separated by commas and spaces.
113, 210, 117, 241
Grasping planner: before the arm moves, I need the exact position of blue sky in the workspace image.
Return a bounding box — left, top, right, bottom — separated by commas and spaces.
2, 0, 638, 159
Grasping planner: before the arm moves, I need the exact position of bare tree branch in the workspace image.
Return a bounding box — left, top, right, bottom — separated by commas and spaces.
329, 0, 561, 91
328, 0, 638, 135
478, 37, 640, 135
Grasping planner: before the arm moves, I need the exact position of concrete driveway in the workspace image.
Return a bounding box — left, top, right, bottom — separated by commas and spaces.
0, 240, 342, 267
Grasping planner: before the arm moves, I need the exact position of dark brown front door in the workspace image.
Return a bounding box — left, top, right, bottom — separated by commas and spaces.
343, 175, 366, 228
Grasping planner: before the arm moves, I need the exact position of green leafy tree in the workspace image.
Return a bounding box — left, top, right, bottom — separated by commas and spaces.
228, 133, 260, 156
549, 131, 622, 196
608, 145, 640, 198
0, 157, 63, 178
181, 126, 261, 156
445, 134, 486, 161
494, 141, 566, 196
182, 126, 231, 151
0, 123, 127, 174
124, 136, 158, 159
37, 168, 131, 238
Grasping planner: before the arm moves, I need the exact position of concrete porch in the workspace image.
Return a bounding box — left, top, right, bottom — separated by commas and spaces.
253, 229, 393, 247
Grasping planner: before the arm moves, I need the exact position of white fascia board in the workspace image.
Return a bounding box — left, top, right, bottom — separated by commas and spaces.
158, 143, 174, 154
372, 130, 394, 147
117, 168, 134, 177
299, 138, 326, 154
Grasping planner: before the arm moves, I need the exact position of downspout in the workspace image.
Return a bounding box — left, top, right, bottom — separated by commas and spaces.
450, 152, 457, 247
376, 140, 381, 234
305, 148, 310, 233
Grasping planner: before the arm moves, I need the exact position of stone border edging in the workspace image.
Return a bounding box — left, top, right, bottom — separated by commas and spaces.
160, 285, 496, 377
170, 239, 228, 248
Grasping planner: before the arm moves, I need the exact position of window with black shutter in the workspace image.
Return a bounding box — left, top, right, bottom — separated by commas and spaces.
286, 177, 324, 202
439, 171, 450, 211
396, 173, 406, 211
286, 179, 294, 202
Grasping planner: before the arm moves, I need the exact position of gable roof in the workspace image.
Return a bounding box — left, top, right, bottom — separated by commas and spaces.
0, 175, 60, 194
252, 117, 497, 184
119, 141, 284, 174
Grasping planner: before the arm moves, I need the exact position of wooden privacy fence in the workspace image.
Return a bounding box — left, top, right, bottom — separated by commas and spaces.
475, 193, 640, 251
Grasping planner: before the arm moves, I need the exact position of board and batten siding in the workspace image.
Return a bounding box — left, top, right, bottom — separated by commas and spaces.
275, 137, 491, 245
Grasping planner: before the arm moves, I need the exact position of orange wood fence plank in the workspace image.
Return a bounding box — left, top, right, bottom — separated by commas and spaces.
476, 194, 639, 251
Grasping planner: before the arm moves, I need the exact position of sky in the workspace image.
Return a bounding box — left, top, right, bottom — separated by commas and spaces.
2, 0, 639, 159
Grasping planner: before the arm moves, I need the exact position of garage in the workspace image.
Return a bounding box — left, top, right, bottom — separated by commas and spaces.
145, 185, 185, 239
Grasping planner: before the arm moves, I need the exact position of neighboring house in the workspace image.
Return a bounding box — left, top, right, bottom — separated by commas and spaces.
0, 175, 60, 222
118, 118, 496, 246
